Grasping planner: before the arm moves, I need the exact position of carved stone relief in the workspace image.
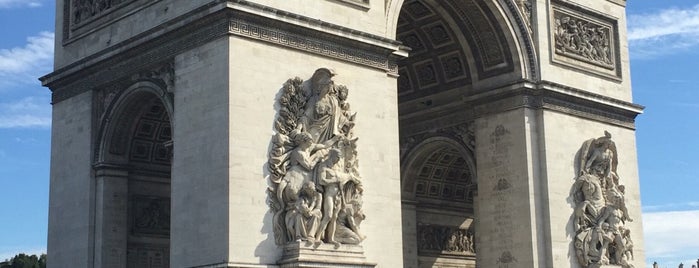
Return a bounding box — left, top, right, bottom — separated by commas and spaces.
572, 131, 634, 268
497, 251, 517, 268
72, 0, 135, 24
551, 2, 620, 79
515, 0, 532, 31
417, 224, 476, 254
131, 195, 170, 235
553, 13, 613, 68
267, 68, 365, 248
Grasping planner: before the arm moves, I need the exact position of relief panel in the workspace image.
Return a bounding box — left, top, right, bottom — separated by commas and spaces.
551, 1, 621, 80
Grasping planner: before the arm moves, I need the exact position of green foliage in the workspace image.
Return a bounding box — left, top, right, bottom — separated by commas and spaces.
0, 253, 46, 268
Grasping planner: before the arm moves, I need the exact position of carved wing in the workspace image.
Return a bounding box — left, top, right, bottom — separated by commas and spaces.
609, 141, 618, 175
578, 138, 594, 175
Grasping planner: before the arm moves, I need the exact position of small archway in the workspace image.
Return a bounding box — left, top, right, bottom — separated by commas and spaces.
401, 137, 477, 268
94, 81, 173, 268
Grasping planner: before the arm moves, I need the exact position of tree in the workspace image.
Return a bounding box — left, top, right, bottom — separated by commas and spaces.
0, 253, 46, 268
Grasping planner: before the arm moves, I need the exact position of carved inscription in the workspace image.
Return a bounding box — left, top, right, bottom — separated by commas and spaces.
572, 131, 634, 268
126, 245, 169, 268
267, 68, 365, 248
497, 250, 517, 268
488, 125, 516, 262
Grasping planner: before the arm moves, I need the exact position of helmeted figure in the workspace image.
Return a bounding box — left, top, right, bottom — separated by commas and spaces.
572, 131, 634, 268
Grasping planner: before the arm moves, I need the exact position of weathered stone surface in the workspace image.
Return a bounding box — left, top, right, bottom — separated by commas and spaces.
43, 0, 645, 268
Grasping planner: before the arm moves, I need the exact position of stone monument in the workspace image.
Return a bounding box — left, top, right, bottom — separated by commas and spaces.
41, 0, 646, 267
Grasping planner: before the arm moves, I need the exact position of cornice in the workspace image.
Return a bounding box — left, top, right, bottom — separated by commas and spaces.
399, 80, 643, 134
41, 0, 407, 103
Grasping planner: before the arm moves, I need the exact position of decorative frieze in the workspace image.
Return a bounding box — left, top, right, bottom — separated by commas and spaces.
228, 14, 397, 75
417, 224, 476, 254
71, 0, 135, 24
551, 1, 621, 80
46, 4, 401, 104
131, 195, 170, 236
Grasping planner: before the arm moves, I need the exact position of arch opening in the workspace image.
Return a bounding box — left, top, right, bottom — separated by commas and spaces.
393, 1, 533, 266
96, 84, 173, 268
401, 138, 477, 268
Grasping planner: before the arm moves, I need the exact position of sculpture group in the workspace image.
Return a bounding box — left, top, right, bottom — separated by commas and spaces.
267, 68, 365, 248
572, 131, 634, 268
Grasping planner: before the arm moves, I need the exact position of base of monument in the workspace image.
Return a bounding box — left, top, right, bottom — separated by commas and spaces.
277, 241, 376, 268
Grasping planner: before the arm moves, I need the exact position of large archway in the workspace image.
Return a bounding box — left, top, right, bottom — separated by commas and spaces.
94, 82, 173, 268
395, 0, 534, 267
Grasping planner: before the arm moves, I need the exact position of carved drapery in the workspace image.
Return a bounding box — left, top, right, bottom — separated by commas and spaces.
572, 131, 634, 268
267, 68, 365, 248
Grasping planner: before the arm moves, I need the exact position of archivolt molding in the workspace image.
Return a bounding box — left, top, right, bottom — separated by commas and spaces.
499, 0, 538, 80
400, 123, 475, 162
94, 78, 173, 166
400, 135, 477, 204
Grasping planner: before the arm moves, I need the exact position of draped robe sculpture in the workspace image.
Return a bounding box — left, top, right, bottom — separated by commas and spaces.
267, 68, 364, 247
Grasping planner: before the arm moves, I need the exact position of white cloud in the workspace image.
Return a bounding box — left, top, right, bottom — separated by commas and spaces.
643, 210, 699, 264
0, 32, 54, 89
628, 5, 699, 59
0, 31, 54, 74
0, 0, 42, 9
643, 201, 699, 212
0, 97, 51, 129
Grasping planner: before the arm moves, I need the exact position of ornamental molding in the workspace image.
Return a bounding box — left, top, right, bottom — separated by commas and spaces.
550, 0, 621, 80
43, 2, 404, 103
466, 81, 641, 129
64, 0, 161, 42
399, 122, 475, 162
501, 0, 538, 80
327, 0, 370, 10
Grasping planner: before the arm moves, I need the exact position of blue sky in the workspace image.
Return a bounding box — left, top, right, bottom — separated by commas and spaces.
0, 0, 697, 267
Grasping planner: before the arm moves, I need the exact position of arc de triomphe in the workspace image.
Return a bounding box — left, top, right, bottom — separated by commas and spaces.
41, 0, 645, 267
